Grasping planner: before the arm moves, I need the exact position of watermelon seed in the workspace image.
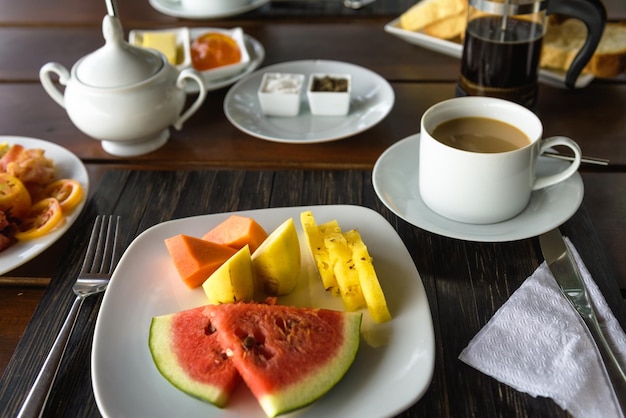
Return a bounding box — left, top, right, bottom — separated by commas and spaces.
204, 322, 216, 335
275, 318, 296, 334
243, 335, 255, 350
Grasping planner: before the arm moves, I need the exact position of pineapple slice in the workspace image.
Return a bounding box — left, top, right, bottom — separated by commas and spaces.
344, 229, 392, 323
300, 211, 391, 322
324, 231, 367, 311
300, 211, 340, 295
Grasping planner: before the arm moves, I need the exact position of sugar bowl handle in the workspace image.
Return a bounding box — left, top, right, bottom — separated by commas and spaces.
39, 62, 70, 109
173, 68, 207, 130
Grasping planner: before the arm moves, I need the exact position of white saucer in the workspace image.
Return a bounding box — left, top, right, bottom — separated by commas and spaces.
223, 60, 395, 144
372, 134, 584, 242
149, 0, 269, 19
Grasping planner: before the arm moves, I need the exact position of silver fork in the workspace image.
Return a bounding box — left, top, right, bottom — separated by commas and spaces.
17, 215, 121, 418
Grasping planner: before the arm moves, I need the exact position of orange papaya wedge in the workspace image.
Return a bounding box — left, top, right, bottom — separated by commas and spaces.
165, 234, 237, 288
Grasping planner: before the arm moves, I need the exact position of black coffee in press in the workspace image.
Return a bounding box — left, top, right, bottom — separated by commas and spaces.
456, 15, 544, 109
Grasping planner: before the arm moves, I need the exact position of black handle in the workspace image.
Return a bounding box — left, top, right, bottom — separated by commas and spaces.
547, 0, 607, 88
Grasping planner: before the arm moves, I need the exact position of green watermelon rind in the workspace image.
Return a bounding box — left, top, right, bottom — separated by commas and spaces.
256, 311, 363, 418
148, 314, 231, 408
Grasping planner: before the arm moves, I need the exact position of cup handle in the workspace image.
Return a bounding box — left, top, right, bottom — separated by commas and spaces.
173, 68, 207, 130
533, 136, 582, 191
547, 0, 607, 88
39, 62, 70, 109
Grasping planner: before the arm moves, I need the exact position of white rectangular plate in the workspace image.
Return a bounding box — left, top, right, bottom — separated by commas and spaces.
384, 17, 595, 89
92, 205, 435, 418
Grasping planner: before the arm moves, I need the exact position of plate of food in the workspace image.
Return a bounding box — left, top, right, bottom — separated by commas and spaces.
129, 27, 265, 93
92, 205, 435, 418
0, 136, 89, 275
384, 0, 605, 88
224, 60, 395, 143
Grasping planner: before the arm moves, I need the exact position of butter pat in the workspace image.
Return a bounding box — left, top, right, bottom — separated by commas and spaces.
129, 28, 191, 70
141, 32, 178, 65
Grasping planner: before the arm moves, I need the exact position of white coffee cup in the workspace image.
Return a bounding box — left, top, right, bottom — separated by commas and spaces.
418, 97, 582, 224
180, 0, 249, 14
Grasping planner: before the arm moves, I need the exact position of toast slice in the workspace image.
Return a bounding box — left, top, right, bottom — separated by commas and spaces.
541, 18, 626, 78
399, 0, 467, 32
421, 11, 467, 40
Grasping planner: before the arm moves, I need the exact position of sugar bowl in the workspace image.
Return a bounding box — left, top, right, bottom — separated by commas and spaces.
39, 2, 207, 157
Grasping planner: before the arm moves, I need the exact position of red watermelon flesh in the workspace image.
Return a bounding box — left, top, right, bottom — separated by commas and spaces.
208, 302, 362, 418
149, 305, 241, 408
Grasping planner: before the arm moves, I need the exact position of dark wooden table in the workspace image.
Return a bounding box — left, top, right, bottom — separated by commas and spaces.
1, 168, 625, 418
1, 0, 625, 415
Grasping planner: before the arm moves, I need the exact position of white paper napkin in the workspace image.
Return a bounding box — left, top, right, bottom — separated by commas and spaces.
459, 238, 626, 418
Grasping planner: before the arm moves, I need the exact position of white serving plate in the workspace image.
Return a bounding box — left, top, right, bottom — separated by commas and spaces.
92, 205, 435, 418
224, 60, 395, 143
384, 17, 595, 89
0, 136, 89, 275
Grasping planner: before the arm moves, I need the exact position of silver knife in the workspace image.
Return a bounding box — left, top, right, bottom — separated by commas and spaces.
539, 228, 626, 417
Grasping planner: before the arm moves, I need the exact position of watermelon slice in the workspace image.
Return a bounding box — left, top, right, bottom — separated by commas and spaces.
149, 305, 241, 408
149, 301, 362, 417
209, 302, 362, 418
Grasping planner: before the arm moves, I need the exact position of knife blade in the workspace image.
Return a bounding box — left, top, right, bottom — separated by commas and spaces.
539, 228, 626, 417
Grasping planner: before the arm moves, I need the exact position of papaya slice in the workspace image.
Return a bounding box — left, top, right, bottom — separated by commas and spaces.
165, 234, 237, 288
202, 215, 268, 253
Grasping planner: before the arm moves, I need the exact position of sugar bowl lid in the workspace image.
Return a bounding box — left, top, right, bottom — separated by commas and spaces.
75, 4, 163, 88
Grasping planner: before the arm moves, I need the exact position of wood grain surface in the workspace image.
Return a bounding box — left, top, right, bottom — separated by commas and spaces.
0, 169, 624, 417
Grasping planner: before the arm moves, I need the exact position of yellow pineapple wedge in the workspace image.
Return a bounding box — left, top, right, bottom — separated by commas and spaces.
344, 229, 392, 323
324, 231, 367, 311
299, 211, 340, 295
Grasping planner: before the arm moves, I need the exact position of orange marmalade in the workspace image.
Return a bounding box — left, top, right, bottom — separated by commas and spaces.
190, 32, 241, 71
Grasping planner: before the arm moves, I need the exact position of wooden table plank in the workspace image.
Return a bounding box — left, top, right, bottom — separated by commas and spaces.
0, 23, 461, 83
1, 81, 624, 167
1, 0, 625, 25
0, 284, 47, 377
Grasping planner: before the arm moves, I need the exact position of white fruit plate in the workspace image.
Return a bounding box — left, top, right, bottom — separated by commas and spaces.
92, 205, 435, 418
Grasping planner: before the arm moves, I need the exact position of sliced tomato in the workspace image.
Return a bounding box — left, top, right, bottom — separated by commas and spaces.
15, 197, 63, 240
0, 173, 32, 219
43, 179, 84, 212
0, 144, 24, 172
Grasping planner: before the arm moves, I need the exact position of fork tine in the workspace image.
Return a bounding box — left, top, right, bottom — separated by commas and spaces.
79, 215, 121, 275
79, 216, 105, 274
101, 216, 121, 274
